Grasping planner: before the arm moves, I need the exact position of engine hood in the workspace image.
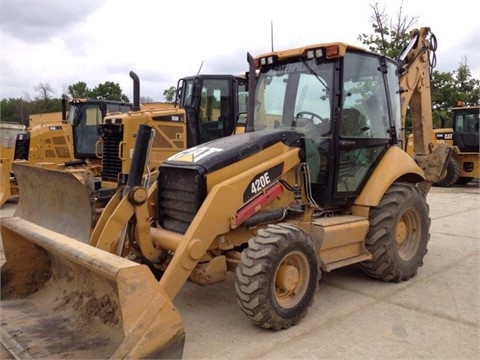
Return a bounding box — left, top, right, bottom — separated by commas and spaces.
162, 129, 303, 174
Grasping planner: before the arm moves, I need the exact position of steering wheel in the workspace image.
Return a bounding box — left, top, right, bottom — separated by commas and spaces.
295, 111, 326, 126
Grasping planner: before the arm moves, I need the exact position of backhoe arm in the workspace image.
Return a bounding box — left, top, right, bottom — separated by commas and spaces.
398, 27, 451, 189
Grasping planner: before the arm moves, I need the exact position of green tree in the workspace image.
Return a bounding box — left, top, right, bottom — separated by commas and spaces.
452, 57, 480, 106
431, 61, 480, 126
0, 98, 31, 125
359, 1, 480, 131
1, 82, 63, 125
1, 80, 131, 123
430, 70, 457, 127
90, 81, 129, 102
163, 86, 176, 103
68, 81, 91, 98
29, 98, 62, 115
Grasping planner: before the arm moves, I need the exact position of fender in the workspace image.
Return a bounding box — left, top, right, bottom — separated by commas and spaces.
355, 146, 425, 207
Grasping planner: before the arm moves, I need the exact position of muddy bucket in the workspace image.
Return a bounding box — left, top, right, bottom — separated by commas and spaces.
1, 216, 185, 359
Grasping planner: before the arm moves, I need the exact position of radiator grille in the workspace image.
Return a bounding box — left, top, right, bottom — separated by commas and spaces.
157, 167, 206, 234
101, 125, 123, 182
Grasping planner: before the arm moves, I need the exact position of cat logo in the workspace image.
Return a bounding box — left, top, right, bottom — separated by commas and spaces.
168, 146, 223, 162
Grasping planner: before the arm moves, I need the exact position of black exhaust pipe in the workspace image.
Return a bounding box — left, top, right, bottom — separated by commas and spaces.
130, 71, 140, 111
246, 52, 256, 133
61, 94, 69, 121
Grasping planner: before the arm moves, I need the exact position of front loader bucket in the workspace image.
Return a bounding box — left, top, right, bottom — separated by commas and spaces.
0, 217, 186, 359
0, 162, 186, 358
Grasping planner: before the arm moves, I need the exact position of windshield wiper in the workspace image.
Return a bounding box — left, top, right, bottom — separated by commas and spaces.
300, 58, 330, 91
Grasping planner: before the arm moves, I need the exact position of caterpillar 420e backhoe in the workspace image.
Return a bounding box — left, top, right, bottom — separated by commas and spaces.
0, 27, 450, 359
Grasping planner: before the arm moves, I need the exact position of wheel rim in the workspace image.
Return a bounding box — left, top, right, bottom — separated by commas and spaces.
396, 207, 421, 261
275, 251, 310, 308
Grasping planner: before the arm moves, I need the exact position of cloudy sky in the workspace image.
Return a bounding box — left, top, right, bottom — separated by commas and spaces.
1, 0, 479, 102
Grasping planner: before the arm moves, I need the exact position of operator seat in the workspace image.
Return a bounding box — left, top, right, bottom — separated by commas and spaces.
337, 108, 370, 191
340, 108, 367, 137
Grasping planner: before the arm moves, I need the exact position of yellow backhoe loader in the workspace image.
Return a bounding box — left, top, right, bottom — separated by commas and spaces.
1, 27, 450, 358
94, 72, 247, 206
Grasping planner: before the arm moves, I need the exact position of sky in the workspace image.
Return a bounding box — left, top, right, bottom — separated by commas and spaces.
1, 0, 479, 102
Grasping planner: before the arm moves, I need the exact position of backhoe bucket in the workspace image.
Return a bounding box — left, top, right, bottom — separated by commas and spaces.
1, 163, 186, 359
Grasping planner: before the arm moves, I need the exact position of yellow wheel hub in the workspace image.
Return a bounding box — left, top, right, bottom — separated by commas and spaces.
276, 264, 299, 292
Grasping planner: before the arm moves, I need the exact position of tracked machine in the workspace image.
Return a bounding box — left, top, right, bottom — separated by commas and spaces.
0, 97, 132, 205
0, 27, 450, 358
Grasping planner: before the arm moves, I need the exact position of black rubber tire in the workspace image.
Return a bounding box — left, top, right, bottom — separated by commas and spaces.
433, 157, 460, 187
359, 182, 430, 282
456, 176, 474, 185
235, 223, 320, 330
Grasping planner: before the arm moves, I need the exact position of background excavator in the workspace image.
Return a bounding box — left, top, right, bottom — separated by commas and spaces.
405, 104, 479, 186
0, 27, 450, 359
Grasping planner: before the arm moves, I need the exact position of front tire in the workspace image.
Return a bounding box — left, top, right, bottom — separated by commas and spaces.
235, 223, 320, 330
359, 182, 430, 282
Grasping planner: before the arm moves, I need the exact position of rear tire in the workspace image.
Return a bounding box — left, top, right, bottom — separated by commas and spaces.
433, 157, 460, 187
235, 223, 320, 330
359, 182, 430, 282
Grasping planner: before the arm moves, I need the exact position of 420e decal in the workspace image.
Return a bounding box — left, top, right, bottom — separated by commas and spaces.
243, 163, 284, 202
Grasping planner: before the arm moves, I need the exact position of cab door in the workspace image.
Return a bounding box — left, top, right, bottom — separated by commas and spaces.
329, 53, 400, 207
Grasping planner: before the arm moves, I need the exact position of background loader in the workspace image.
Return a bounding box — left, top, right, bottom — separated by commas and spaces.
0, 72, 248, 212
95, 72, 247, 200
1, 27, 450, 359
69, 71, 248, 220
406, 104, 479, 186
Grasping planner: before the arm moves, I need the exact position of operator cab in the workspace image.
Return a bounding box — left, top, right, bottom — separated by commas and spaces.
66, 99, 132, 159
452, 106, 479, 153
253, 46, 402, 208
176, 75, 248, 147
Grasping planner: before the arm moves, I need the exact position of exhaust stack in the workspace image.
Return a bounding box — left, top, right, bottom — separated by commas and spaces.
130, 71, 141, 111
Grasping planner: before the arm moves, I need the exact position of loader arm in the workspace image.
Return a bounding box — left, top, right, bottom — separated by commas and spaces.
398, 27, 452, 188
90, 143, 302, 299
